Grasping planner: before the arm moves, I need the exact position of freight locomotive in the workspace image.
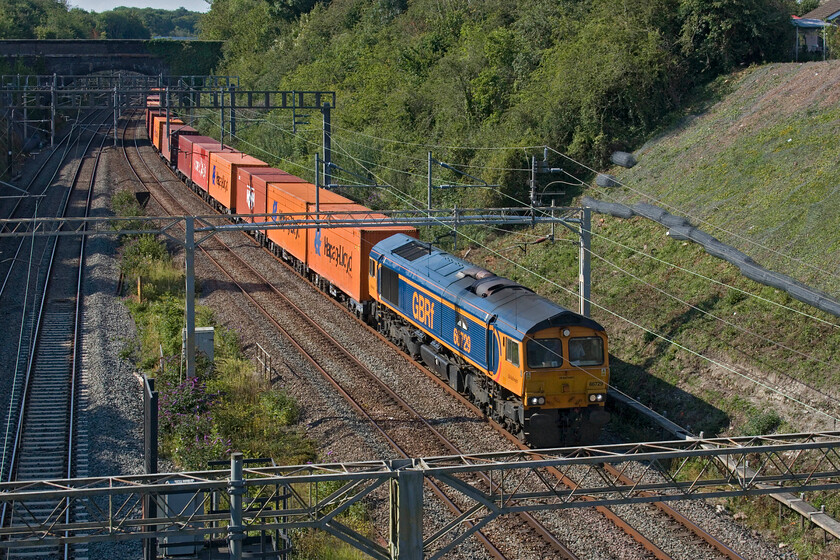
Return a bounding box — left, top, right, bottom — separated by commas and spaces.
145, 103, 610, 447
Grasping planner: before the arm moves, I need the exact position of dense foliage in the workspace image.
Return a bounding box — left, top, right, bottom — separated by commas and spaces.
106, 7, 203, 38
198, 0, 800, 212
0, 0, 202, 39
0, 0, 96, 38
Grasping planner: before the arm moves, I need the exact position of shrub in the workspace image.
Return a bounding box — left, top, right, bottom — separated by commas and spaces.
740, 409, 782, 436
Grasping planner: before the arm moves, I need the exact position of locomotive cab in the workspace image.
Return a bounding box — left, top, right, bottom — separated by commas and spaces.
522, 326, 610, 447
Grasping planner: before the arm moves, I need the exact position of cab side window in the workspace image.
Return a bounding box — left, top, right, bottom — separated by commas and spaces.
369, 258, 376, 277
568, 336, 604, 366
505, 338, 520, 367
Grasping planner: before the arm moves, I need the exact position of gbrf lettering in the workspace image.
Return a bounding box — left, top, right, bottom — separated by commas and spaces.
412, 292, 434, 329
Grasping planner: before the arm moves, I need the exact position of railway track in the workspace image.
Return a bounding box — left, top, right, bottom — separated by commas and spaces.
124, 110, 750, 559
122, 111, 579, 559
0, 110, 106, 300
0, 112, 109, 559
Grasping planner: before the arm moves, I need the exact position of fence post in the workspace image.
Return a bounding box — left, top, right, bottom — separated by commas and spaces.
229, 453, 244, 560
389, 461, 422, 560
143, 376, 158, 560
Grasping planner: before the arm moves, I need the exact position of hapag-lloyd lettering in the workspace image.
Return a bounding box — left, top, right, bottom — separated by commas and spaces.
323, 236, 352, 274
216, 173, 229, 192
269, 202, 300, 239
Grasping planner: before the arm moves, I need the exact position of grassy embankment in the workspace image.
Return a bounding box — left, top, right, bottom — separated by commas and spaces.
462, 62, 840, 558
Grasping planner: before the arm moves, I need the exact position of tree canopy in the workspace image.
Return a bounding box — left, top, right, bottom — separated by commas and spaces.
0, 0, 203, 39
197, 0, 799, 209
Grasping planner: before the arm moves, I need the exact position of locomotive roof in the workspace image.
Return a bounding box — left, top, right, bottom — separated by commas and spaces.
374, 234, 605, 336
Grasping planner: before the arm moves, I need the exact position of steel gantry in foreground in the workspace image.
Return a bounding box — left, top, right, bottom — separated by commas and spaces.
0, 433, 839, 560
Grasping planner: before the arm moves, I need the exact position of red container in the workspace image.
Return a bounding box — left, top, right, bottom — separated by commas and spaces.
235, 167, 307, 224
161, 125, 198, 164
177, 134, 216, 180
265, 182, 353, 265
208, 152, 268, 212
307, 203, 418, 303
182, 137, 234, 193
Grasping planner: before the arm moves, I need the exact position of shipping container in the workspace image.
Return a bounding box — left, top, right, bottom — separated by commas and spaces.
235, 167, 307, 225
208, 152, 268, 212
307, 203, 417, 304
177, 134, 216, 182
161, 125, 198, 165
152, 115, 184, 152
146, 109, 164, 139
183, 137, 234, 193
265, 182, 353, 265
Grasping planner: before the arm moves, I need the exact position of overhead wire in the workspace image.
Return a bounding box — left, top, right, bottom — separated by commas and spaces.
191, 112, 840, 424
327, 134, 840, 424
543, 146, 840, 285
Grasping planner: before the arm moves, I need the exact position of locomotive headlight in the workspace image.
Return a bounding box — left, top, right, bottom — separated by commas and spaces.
528, 396, 546, 406
589, 393, 605, 403
596, 393, 604, 402
589, 394, 596, 402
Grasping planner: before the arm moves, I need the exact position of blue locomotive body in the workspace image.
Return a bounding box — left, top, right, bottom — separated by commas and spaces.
369, 234, 610, 447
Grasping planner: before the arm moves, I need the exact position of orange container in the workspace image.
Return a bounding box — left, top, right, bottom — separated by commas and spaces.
152, 115, 183, 152
265, 182, 352, 264
146, 109, 164, 139
208, 152, 268, 212
307, 204, 418, 303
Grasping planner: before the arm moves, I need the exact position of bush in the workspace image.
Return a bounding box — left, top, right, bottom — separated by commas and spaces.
740, 409, 782, 436
121, 234, 169, 278
261, 390, 300, 426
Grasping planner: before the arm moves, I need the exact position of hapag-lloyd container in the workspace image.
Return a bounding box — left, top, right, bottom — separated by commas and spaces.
180, 137, 234, 193
208, 152, 268, 212
265, 182, 353, 265
306, 203, 418, 304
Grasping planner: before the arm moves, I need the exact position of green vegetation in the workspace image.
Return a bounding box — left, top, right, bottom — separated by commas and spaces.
110, 189, 315, 469
106, 7, 202, 37
145, 39, 223, 75
197, 0, 798, 199
0, 0, 203, 39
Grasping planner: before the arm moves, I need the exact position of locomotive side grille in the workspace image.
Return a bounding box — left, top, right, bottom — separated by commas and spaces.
381, 266, 400, 305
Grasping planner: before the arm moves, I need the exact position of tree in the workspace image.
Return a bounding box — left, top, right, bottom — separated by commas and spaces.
99, 10, 151, 39
679, 0, 796, 78
797, 0, 820, 15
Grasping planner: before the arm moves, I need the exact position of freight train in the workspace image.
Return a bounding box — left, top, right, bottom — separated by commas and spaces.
145, 104, 610, 447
